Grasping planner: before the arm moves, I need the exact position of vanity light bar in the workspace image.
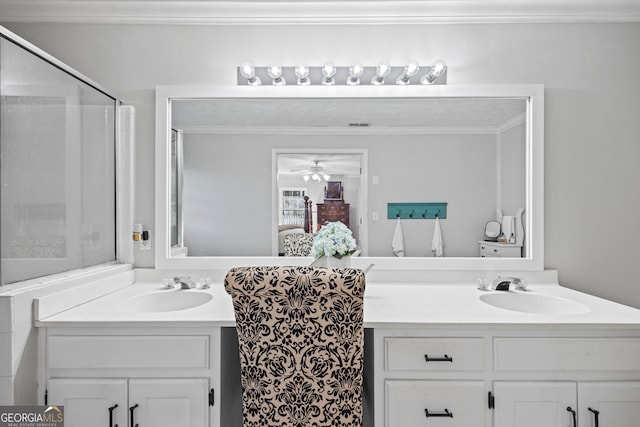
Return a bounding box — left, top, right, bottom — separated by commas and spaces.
237, 61, 447, 86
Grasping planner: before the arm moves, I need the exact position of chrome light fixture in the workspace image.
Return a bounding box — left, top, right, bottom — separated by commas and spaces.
239, 62, 261, 86
237, 60, 446, 86
347, 63, 364, 86
322, 62, 336, 86
396, 60, 420, 85
267, 65, 286, 86
295, 65, 310, 86
421, 59, 448, 85
371, 60, 391, 85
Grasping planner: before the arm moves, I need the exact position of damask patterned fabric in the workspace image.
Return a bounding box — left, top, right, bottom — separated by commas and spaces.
283, 233, 315, 257
224, 266, 366, 427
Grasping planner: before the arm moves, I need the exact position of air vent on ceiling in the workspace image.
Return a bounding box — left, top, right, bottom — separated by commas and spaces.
348, 123, 370, 127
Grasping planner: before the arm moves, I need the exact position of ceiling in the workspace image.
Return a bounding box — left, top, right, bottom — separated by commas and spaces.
277, 154, 362, 180
172, 97, 526, 180
1, 0, 640, 24
172, 97, 527, 131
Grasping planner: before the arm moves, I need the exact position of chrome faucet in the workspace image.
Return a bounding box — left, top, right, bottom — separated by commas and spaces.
173, 276, 196, 290
490, 276, 526, 291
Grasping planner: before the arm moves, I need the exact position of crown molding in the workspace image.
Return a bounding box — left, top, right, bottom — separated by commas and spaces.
178, 125, 500, 135
496, 112, 527, 134
1, 0, 640, 25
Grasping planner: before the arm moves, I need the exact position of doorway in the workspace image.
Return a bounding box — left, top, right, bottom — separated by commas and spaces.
273, 149, 368, 256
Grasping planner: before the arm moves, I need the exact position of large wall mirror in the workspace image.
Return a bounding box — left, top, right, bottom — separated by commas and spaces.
155, 85, 543, 271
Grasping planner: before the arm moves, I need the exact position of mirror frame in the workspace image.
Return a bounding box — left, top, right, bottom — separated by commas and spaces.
155, 84, 544, 271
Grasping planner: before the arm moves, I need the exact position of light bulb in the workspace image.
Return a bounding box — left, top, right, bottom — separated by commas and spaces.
396, 60, 420, 85
323, 174, 331, 181
312, 173, 320, 181
322, 62, 336, 86
239, 62, 261, 86
420, 59, 447, 85
267, 65, 286, 86
294, 65, 310, 86
303, 175, 310, 182
371, 60, 391, 85
347, 63, 364, 86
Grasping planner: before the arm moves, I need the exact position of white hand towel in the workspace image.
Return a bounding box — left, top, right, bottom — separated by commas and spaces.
392, 217, 405, 257
431, 217, 444, 257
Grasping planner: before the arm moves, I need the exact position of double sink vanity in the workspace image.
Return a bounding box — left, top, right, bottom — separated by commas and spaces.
34, 267, 640, 427
30, 84, 640, 426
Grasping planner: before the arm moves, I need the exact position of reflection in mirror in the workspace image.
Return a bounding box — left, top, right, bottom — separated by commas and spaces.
169, 96, 527, 258
170, 128, 183, 250
276, 151, 365, 256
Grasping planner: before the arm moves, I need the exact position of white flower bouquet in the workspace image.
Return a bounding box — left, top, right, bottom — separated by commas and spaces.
311, 221, 357, 259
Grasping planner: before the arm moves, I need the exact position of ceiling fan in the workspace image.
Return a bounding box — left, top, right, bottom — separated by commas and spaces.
290, 160, 332, 182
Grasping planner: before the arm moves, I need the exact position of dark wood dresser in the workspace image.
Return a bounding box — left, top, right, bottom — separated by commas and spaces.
316, 200, 349, 230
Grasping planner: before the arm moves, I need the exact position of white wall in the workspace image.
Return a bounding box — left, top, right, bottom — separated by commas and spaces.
2, 23, 639, 307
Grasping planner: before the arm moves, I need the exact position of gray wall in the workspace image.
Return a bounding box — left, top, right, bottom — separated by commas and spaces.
3, 23, 639, 307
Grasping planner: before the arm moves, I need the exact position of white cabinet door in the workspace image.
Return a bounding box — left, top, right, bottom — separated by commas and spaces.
493, 382, 577, 427
129, 378, 209, 427
578, 382, 640, 427
48, 378, 127, 427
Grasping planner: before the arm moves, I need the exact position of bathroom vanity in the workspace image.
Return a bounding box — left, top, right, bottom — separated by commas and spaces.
35, 272, 640, 427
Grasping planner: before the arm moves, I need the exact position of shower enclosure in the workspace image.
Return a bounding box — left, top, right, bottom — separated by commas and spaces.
0, 27, 118, 285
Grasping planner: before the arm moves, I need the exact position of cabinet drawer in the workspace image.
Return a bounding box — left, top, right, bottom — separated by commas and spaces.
385, 338, 485, 371
48, 335, 210, 370
480, 244, 502, 257
386, 380, 486, 427
495, 338, 640, 372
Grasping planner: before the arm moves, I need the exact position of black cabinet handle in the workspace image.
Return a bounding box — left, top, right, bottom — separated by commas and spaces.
425, 408, 453, 418
129, 404, 139, 427
108, 404, 118, 427
566, 406, 577, 427
424, 354, 453, 363
588, 407, 600, 427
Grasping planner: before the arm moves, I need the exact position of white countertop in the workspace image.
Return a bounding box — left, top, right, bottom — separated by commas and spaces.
35, 280, 640, 329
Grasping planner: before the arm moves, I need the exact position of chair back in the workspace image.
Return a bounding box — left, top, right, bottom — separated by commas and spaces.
224, 266, 365, 427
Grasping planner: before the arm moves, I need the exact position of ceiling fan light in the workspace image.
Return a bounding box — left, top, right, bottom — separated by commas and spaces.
323, 174, 331, 181
312, 173, 320, 181
303, 175, 310, 182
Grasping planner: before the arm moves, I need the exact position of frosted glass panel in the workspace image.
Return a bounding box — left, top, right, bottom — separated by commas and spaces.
0, 36, 116, 285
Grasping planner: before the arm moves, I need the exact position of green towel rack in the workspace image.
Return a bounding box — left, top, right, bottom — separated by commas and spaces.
387, 202, 447, 219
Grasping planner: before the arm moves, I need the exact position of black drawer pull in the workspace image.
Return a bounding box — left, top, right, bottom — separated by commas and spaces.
108, 404, 118, 427
424, 354, 453, 363
425, 408, 453, 418
588, 407, 600, 427
129, 404, 139, 427
566, 406, 577, 427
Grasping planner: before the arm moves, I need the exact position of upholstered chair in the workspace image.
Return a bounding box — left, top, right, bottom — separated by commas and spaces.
283, 233, 315, 256
224, 266, 366, 427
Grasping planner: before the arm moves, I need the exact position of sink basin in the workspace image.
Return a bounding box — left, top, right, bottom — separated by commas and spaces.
479, 292, 590, 315
118, 291, 212, 313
